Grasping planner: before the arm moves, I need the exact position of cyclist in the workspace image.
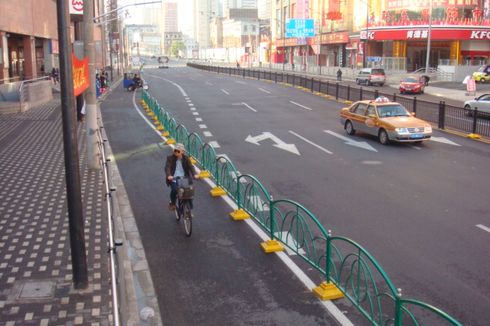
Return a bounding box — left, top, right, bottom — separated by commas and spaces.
165, 143, 199, 211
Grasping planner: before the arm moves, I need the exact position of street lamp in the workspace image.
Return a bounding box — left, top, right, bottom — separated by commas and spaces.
363, 0, 370, 68
424, 0, 433, 73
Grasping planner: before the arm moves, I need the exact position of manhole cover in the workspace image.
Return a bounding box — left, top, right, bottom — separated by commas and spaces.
19, 281, 55, 299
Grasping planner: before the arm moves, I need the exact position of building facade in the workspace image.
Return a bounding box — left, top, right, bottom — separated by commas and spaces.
163, 2, 179, 32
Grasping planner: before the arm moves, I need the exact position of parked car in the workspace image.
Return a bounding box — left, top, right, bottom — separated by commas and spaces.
409, 67, 439, 85
340, 97, 432, 144
355, 68, 386, 86
463, 94, 490, 116
399, 76, 425, 94
472, 65, 490, 83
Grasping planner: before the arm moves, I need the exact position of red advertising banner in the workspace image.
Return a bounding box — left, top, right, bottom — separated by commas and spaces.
361, 28, 490, 41
386, 0, 477, 9
72, 54, 89, 96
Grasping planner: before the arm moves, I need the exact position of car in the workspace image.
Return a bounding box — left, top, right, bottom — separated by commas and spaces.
463, 94, 490, 115
399, 76, 425, 94
472, 65, 490, 83
355, 68, 386, 86
340, 97, 432, 145
409, 67, 440, 85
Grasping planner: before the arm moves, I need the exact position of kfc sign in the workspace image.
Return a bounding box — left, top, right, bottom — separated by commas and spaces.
470, 31, 490, 39
360, 31, 375, 40
69, 0, 84, 15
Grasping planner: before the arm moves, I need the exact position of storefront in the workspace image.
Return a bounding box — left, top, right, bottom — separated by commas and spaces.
359, 27, 490, 70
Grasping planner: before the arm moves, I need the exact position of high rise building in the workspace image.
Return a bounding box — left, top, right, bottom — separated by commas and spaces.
223, 0, 257, 15
257, 0, 271, 20
192, 0, 220, 48
162, 2, 178, 33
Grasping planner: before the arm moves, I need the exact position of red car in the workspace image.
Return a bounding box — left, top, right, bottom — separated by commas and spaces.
399, 76, 425, 94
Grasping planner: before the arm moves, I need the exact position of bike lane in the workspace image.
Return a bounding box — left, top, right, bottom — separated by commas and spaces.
100, 85, 340, 325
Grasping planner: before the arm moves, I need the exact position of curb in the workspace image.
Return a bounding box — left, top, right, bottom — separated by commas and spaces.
98, 89, 163, 326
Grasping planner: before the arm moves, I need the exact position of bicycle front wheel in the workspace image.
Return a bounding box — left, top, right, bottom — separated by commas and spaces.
182, 201, 192, 237
174, 201, 181, 222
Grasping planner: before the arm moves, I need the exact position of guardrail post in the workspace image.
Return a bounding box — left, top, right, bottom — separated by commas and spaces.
274, 72, 278, 83
319, 79, 322, 93
311, 78, 314, 92
393, 93, 397, 102
438, 101, 446, 129
242, 69, 245, 78
374, 89, 379, 99
347, 85, 351, 100
360, 87, 363, 100
326, 231, 332, 282
257, 70, 260, 80
413, 97, 417, 114
472, 107, 478, 134
335, 83, 339, 100
326, 81, 330, 95
394, 289, 403, 326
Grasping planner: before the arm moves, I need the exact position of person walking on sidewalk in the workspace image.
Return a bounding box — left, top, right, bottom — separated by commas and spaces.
337, 68, 342, 81
165, 143, 199, 211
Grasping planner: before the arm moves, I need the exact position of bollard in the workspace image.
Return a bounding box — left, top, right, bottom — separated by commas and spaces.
319, 79, 323, 93
360, 87, 363, 100
311, 78, 315, 92
335, 83, 339, 100
347, 85, 351, 100
413, 97, 417, 114
374, 89, 379, 99
275, 72, 278, 83
393, 93, 397, 102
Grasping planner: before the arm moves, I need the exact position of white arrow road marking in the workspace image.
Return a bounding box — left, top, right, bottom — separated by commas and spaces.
324, 130, 378, 152
476, 224, 490, 233
430, 137, 461, 146
259, 87, 271, 94
221, 89, 230, 95
288, 130, 333, 155
245, 132, 300, 155
232, 102, 257, 112
248, 195, 269, 212
275, 232, 306, 256
289, 101, 312, 111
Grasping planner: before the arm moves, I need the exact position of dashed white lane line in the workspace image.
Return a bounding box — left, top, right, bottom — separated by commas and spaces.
199, 124, 207, 129
208, 141, 220, 148
196, 118, 203, 122
289, 131, 333, 155
188, 103, 194, 107
203, 131, 213, 137
258, 87, 271, 94
476, 224, 490, 233
289, 100, 312, 111
190, 107, 196, 111
242, 102, 257, 112
192, 112, 199, 116
221, 89, 230, 95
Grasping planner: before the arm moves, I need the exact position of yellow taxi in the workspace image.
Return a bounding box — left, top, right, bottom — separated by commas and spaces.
340, 97, 432, 144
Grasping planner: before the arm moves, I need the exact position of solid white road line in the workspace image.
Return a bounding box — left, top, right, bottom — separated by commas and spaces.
146, 73, 188, 97
289, 101, 312, 111
289, 131, 333, 155
131, 91, 353, 326
203, 131, 213, 137
221, 89, 230, 95
199, 124, 208, 129
476, 224, 490, 233
258, 87, 271, 94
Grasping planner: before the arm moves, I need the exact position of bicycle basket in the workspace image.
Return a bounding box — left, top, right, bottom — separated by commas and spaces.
177, 185, 194, 200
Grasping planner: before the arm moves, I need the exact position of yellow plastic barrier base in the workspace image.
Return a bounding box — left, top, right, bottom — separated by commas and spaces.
161, 131, 170, 137
148, 112, 155, 117
343, 100, 353, 105
467, 133, 481, 139
198, 170, 211, 179
313, 282, 344, 301
210, 187, 226, 197
260, 240, 284, 253
229, 209, 250, 221
157, 125, 164, 131
190, 157, 197, 165
140, 100, 145, 105
166, 138, 176, 145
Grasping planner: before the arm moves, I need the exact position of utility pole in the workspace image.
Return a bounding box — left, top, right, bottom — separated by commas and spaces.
56, 0, 88, 290
84, 0, 101, 171
425, 0, 433, 73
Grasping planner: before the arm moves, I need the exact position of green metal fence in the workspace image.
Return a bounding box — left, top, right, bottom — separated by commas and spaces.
140, 89, 463, 326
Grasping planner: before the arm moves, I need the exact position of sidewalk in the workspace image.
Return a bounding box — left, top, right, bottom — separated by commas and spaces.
0, 99, 112, 325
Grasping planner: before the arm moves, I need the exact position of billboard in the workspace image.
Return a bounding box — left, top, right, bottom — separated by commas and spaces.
69, 0, 84, 15
285, 19, 315, 38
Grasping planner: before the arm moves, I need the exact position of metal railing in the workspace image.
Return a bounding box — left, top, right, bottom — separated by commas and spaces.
96, 125, 121, 326
19, 76, 52, 108
141, 89, 463, 326
187, 63, 490, 138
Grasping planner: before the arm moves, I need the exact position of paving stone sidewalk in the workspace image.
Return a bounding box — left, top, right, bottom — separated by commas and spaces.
0, 99, 112, 325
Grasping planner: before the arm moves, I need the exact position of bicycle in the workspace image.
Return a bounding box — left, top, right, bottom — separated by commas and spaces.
173, 177, 194, 237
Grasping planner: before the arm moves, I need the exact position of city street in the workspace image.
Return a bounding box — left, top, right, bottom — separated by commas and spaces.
133, 62, 490, 324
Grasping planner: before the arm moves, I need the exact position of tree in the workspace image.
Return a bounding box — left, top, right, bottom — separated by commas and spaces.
170, 40, 185, 57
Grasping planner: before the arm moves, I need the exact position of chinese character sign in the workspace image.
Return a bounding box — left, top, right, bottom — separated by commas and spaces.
72, 54, 89, 96
285, 19, 315, 38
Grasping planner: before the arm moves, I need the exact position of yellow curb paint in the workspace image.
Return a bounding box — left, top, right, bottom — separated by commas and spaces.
229, 209, 250, 221
313, 282, 344, 300
210, 187, 226, 197
198, 170, 211, 179
260, 240, 284, 253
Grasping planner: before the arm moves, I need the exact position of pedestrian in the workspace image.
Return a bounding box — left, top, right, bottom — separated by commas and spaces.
236, 60, 240, 68
51, 67, 58, 85
164, 143, 199, 211
337, 68, 342, 81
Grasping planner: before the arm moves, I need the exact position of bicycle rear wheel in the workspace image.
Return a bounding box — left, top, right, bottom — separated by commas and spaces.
182, 201, 192, 237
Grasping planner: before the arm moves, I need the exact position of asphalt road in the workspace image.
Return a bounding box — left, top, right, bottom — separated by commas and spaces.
100, 83, 339, 325
141, 62, 490, 325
